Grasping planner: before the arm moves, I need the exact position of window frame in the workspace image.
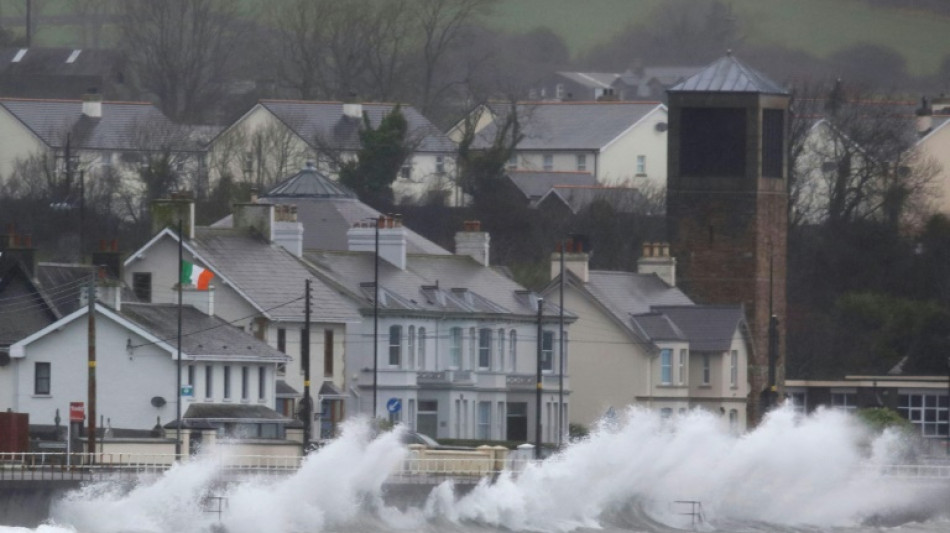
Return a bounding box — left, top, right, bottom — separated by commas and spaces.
34, 362, 51, 395
388, 325, 402, 367
660, 348, 672, 385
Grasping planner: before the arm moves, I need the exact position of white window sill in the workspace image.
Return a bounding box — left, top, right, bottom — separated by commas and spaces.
32, 394, 52, 399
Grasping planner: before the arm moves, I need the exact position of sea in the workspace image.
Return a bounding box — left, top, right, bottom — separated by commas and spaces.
1, 405, 948, 533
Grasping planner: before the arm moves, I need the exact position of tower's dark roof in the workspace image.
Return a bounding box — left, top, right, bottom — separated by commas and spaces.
264, 162, 357, 199
670, 54, 788, 95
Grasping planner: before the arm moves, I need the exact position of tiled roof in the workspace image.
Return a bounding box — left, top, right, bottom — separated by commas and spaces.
584, 271, 693, 321
188, 227, 361, 323
538, 186, 646, 214
120, 303, 290, 361
507, 170, 597, 200
629, 312, 687, 342
0, 47, 120, 76
35, 262, 93, 316
651, 305, 746, 352
0, 98, 194, 151
258, 100, 456, 153
556, 72, 620, 89
305, 251, 565, 318
477, 101, 664, 151
670, 54, 788, 95
213, 175, 450, 254
0, 261, 59, 347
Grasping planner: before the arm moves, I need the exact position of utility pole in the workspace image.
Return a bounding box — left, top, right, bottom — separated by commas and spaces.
535, 297, 543, 460
86, 272, 97, 461
372, 217, 380, 419
175, 220, 183, 457
302, 278, 312, 454
558, 240, 565, 448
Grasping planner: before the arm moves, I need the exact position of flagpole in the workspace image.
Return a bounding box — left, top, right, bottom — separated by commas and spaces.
176, 219, 183, 458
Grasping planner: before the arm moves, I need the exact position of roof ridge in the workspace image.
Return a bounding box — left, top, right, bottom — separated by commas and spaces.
260, 98, 409, 107
0, 96, 156, 106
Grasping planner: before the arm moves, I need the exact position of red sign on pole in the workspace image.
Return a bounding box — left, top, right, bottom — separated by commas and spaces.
69, 402, 85, 422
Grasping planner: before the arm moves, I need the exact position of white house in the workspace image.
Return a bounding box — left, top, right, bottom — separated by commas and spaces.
305, 219, 575, 445
6, 301, 290, 437
206, 100, 460, 205
456, 101, 668, 195
541, 241, 753, 433
122, 196, 363, 441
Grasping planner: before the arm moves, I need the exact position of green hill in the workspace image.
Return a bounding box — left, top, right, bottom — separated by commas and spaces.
488, 0, 950, 76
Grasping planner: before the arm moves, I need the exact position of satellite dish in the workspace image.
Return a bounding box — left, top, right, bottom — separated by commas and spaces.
655, 122, 668, 132
151, 396, 166, 407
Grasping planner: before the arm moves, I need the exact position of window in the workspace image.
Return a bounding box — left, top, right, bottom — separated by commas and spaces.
636, 155, 646, 175
277, 328, 286, 353
660, 349, 672, 385
400, 159, 412, 180
258, 366, 266, 400
789, 391, 807, 414
469, 328, 476, 369
898, 394, 949, 437
224, 366, 232, 399
556, 83, 565, 99
450, 327, 462, 368
541, 331, 554, 371
389, 325, 402, 366
34, 362, 50, 395
680, 107, 747, 177
132, 272, 152, 302
509, 330, 517, 371
543, 154, 553, 171
478, 401, 492, 439
478, 328, 492, 369
678, 349, 687, 385
729, 350, 738, 387
762, 109, 785, 178
324, 330, 334, 377
241, 366, 249, 400
418, 328, 426, 370
831, 392, 856, 411
408, 326, 416, 369
497, 329, 505, 371
187, 365, 195, 386
417, 400, 438, 437
243, 151, 254, 177
435, 155, 445, 174
729, 410, 739, 433
702, 354, 711, 385
660, 407, 673, 419
205, 365, 213, 399
507, 154, 517, 170
576, 154, 586, 172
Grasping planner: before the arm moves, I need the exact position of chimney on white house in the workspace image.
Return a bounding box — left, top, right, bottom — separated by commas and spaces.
637, 242, 676, 286
343, 102, 363, 120
347, 215, 407, 270
550, 236, 590, 283
82, 88, 102, 118
150, 193, 195, 240
454, 220, 490, 266
272, 204, 304, 257
181, 286, 215, 316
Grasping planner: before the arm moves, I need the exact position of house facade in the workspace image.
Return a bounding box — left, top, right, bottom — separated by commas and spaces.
541, 242, 752, 433
305, 220, 574, 445
122, 196, 362, 442
469, 102, 669, 194
207, 100, 459, 206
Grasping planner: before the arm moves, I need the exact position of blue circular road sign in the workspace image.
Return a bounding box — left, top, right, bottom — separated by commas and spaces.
386, 398, 402, 413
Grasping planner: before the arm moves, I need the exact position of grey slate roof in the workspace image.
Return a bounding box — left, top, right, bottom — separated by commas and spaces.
629, 312, 687, 342
507, 170, 597, 201
0, 98, 193, 151
556, 72, 620, 89
477, 101, 663, 151
651, 305, 746, 352
0, 47, 120, 77
585, 271, 693, 321
670, 54, 788, 95
0, 262, 59, 348
305, 251, 566, 318
212, 167, 450, 255
257, 100, 455, 153
120, 303, 289, 361
188, 227, 361, 323
35, 262, 93, 316
538, 186, 646, 214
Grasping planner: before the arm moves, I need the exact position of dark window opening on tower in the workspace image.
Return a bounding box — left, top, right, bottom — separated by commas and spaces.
680, 107, 746, 177
762, 109, 784, 178
708, 225, 715, 245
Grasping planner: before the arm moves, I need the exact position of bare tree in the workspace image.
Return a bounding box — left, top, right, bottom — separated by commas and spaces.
118, 1, 246, 123
73, 0, 113, 48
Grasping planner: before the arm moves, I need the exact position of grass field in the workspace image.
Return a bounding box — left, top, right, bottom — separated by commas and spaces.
3, 0, 950, 76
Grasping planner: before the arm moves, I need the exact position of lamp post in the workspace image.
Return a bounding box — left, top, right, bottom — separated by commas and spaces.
558, 239, 565, 448
535, 296, 543, 460
372, 216, 381, 420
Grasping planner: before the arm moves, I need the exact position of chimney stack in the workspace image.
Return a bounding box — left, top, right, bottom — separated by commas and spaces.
0, 225, 37, 278
551, 235, 590, 283
272, 204, 304, 257
343, 101, 363, 120
347, 215, 407, 270
181, 286, 215, 316
637, 242, 676, 286
82, 88, 102, 118
91, 239, 122, 280
150, 193, 195, 240
454, 220, 490, 266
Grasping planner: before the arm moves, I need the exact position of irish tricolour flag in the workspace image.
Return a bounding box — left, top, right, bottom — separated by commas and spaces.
181, 260, 214, 290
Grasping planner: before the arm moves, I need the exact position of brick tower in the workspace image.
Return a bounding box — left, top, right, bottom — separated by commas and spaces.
666, 53, 790, 425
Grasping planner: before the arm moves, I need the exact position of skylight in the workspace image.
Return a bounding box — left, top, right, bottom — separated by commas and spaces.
66, 49, 82, 64
12, 49, 27, 63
